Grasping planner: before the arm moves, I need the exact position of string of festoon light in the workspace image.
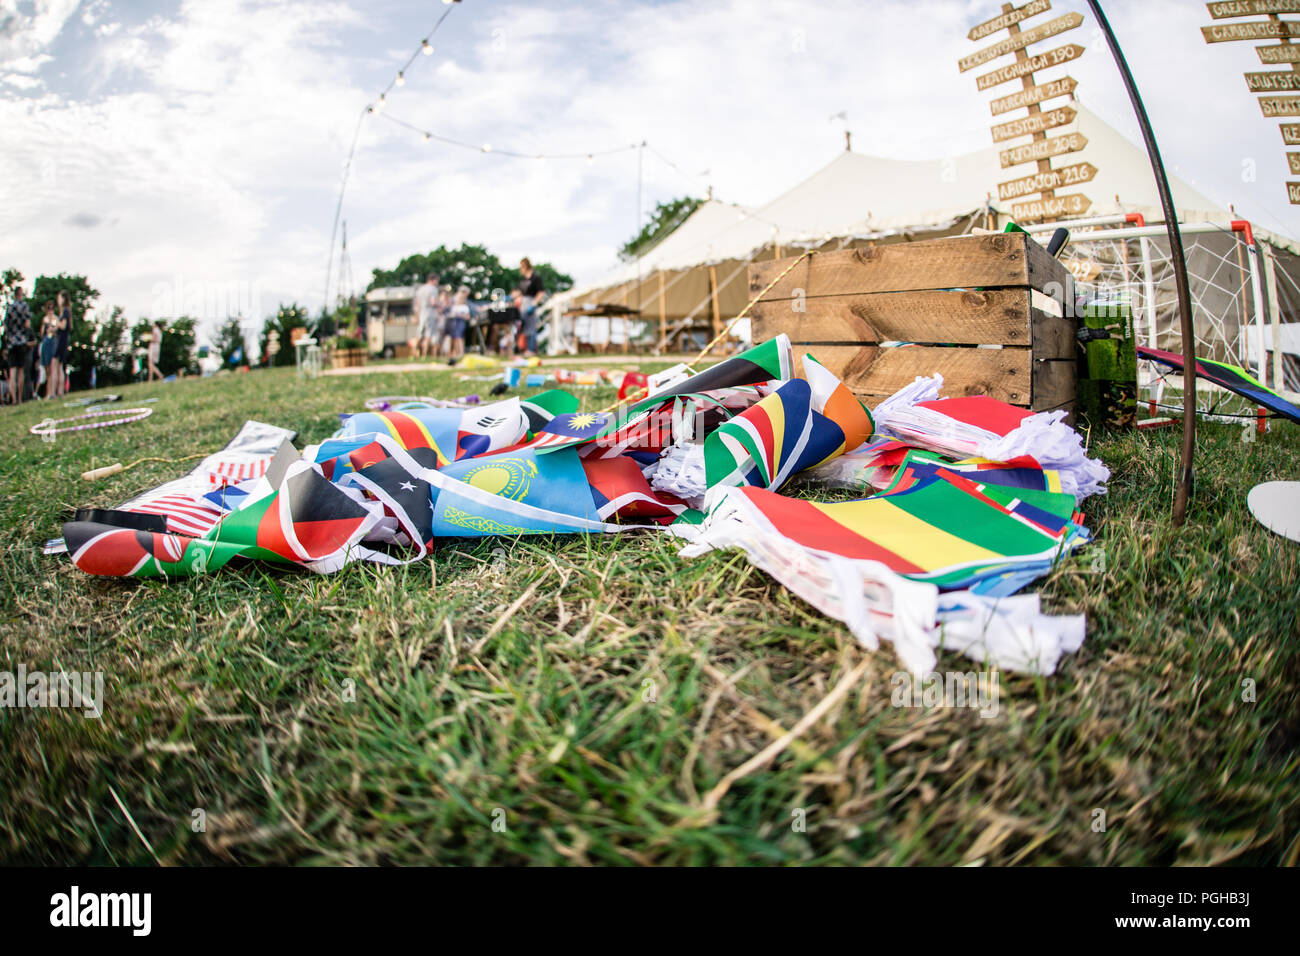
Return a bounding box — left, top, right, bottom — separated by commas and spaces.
323, 0, 719, 312
324, 0, 462, 309
374, 110, 641, 163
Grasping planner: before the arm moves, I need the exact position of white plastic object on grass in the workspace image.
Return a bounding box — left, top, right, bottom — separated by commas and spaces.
1247, 481, 1300, 543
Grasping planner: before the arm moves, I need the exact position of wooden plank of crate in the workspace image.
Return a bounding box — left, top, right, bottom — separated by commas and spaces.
794, 345, 1033, 406
750, 233, 1066, 300
1025, 234, 1074, 304
1030, 310, 1077, 360
752, 288, 1033, 346
1031, 358, 1077, 412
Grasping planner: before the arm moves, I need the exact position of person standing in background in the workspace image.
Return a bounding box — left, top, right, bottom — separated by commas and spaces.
147, 320, 164, 381
444, 286, 471, 361
517, 258, 545, 357
54, 290, 72, 396
414, 273, 441, 358
4, 286, 33, 405
38, 300, 59, 399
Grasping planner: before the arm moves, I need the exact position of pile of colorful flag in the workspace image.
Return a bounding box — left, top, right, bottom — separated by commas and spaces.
58, 334, 1107, 675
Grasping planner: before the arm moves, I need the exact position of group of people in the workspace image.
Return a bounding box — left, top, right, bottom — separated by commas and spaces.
414, 257, 547, 360
414, 276, 474, 360
2, 286, 73, 405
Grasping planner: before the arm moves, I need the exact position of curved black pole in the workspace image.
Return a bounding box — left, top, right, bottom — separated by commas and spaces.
1086, 0, 1197, 526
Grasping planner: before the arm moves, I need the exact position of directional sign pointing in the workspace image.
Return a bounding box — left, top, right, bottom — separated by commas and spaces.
999, 131, 1089, 168
968, 0, 1052, 41
1261, 95, 1300, 115
959, 12, 1084, 72
991, 106, 1077, 142
998, 162, 1099, 201
1207, 1, 1300, 18
1203, 19, 1300, 41
1246, 70, 1300, 91
1289, 181, 1300, 204
1011, 193, 1092, 221
1257, 42, 1300, 61
990, 75, 1078, 115
1288, 152, 1300, 174
1282, 122, 1300, 144
975, 42, 1085, 90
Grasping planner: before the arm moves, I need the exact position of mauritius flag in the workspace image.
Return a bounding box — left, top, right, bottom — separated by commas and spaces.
709, 465, 1084, 592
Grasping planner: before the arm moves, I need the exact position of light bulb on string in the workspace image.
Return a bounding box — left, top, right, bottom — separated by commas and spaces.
375, 93, 386, 112
421, 39, 432, 55
395, 71, 405, 86
481, 142, 492, 153
586, 154, 594, 165
423, 132, 431, 143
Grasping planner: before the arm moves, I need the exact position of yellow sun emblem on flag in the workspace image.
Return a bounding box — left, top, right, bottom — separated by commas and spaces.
462, 458, 538, 500
566, 412, 601, 431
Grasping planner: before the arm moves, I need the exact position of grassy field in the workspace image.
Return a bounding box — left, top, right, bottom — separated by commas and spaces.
1, 360, 1297, 865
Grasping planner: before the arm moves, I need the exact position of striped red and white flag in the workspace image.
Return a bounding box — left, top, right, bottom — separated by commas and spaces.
128, 493, 225, 538
206, 458, 269, 486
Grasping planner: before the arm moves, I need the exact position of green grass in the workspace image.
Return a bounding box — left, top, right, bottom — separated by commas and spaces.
1, 361, 1297, 865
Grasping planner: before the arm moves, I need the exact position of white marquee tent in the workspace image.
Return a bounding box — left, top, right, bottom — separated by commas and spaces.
554, 104, 1244, 350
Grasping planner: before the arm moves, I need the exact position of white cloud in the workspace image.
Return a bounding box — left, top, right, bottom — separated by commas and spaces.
0, 0, 1295, 340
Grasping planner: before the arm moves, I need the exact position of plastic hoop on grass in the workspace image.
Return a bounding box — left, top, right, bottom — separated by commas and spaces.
364, 395, 470, 411
30, 407, 153, 437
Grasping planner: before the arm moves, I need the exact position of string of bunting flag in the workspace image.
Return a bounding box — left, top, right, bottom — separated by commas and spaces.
1200, 0, 1300, 203
961, 0, 1097, 222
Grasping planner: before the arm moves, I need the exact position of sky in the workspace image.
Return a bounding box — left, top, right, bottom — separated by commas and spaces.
1, 0, 1297, 342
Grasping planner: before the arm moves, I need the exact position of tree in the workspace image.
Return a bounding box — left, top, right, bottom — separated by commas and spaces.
129, 317, 199, 378
1, 269, 23, 339
259, 303, 308, 367
367, 243, 573, 299
619, 196, 703, 261
214, 316, 248, 367
84, 306, 133, 387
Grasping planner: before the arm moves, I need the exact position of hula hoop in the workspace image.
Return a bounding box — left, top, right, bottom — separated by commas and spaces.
30, 407, 154, 436
364, 395, 468, 411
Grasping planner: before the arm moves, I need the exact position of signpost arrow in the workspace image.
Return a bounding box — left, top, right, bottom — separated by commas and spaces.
959, 12, 1084, 72
1281, 122, 1300, 143
1207, 1, 1300, 18
990, 105, 1077, 142
1260, 94, 1300, 115
975, 42, 1085, 90
968, 0, 1053, 40
990, 75, 1078, 115
1202, 19, 1300, 41
1010, 193, 1093, 221
1245, 69, 1300, 90
1257, 42, 1300, 61
999, 132, 1089, 168
1288, 181, 1300, 203
997, 162, 1099, 201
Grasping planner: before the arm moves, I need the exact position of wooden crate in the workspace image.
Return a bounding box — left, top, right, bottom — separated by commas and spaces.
749, 233, 1077, 413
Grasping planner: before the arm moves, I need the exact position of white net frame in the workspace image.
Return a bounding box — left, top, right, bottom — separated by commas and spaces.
1029, 218, 1299, 423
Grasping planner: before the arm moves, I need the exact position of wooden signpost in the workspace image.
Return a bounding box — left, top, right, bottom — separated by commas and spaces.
963, 2, 1093, 223
1200, 1, 1300, 202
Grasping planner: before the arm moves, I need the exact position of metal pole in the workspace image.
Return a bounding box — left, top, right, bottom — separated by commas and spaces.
1086, 0, 1197, 526
634, 141, 644, 353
